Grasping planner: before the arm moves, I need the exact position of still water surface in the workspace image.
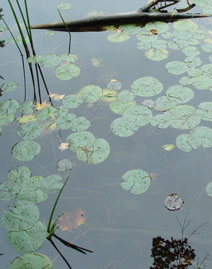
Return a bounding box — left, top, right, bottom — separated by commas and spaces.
1, 0, 212, 268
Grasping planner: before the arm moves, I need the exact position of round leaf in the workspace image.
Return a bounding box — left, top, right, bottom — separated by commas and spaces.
12, 140, 41, 161
56, 63, 80, 80
164, 193, 184, 211
57, 159, 74, 172
121, 169, 151, 194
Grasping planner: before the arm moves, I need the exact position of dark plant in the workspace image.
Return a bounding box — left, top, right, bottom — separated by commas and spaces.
0, 8, 5, 48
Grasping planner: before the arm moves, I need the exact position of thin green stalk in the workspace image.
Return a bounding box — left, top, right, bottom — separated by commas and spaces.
47, 173, 71, 233
2, 17, 27, 101
35, 63, 42, 103
57, 9, 71, 53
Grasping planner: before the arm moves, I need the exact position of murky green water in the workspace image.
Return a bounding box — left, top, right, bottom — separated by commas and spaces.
1, 0, 212, 268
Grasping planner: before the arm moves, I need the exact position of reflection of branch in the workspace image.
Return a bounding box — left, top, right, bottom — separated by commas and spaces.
140, 0, 180, 12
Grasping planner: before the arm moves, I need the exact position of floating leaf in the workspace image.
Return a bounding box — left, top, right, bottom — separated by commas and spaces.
202, 43, 212, 53
2, 81, 18, 92
0, 114, 14, 126
37, 107, 56, 121
10, 253, 53, 269
62, 94, 84, 108
206, 182, 212, 198
19, 101, 34, 114
131, 76, 163, 97
176, 126, 212, 152
110, 117, 136, 137
17, 122, 43, 140
166, 61, 187, 75
66, 131, 96, 152
191, 75, 212, 90
57, 3, 72, 10
58, 142, 69, 151
123, 105, 152, 127
118, 24, 143, 35
164, 193, 184, 211
56, 63, 80, 80
34, 54, 61, 67
0, 99, 19, 114
173, 20, 198, 31
2, 200, 40, 231
61, 53, 77, 63
118, 90, 135, 102
12, 140, 41, 161
146, 48, 169, 61
35, 101, 50, 111
77, 138, 110, 164
17, 114, 36, 124
70, 117, 90, 132
197, 102, 212, 121
8, 220, 47, 254
57, 209, 85, 232
91, 57, 103, 67
110, 100, 136, 115
162, 144, 175, 151
121, 169, 151, 195
57, 159, 74, 172
79, 85, 102, 102
107, 33, 130, 42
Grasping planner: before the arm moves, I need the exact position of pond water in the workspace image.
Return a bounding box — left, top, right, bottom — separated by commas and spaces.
1, 0, 212, 268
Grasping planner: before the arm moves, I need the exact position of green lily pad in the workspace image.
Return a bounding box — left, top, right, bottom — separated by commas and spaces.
61, 54, 77, 63
182, 46, 200, 57
197, 102, 212, 121
17, 122, 43, 140
191, 75, 212, 90
173, 30, 193, 40
10, 253, 53, 269
185, 57, 202, 68
121, 169, 151, 194
66, 131, 96, 152
2, 82, 18, 92
151, 40, 167, 49
206, 182, 212, 198
145, 48, 169, 61
100, 89, 118, 102
56, 63, 80, 80
110, 117, 137, 137
12, 140, 41, 161
107, 33, 130, 42
166, 61, 187, 75
37, 107, 56, 121
136, 32, 157, 43
8, 220, 47, 254
2, 200, 40, 231
62, 94, 85, 108
110, 100, 136, 115
0, 99, 20, 114
19, 101, 34, 114
123, 105, 152, 127
202, 44, 212, 53
0, 114, 14, 126
173, 20, 198, 31
34, 54, 61, 67
79, 85, 102, 102
77, 138, 110, 164
166, 85, 194, 104
119, 24, 143, 35
131, 76, 163, 97
118, 90, 135, 102
107, 80, 122, 91
70, 117, 90, 132
56, 112, 76, 129
57, 159, 74, 172
176, 126, 212, 151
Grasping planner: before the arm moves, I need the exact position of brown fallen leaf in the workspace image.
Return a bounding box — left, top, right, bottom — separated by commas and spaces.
49, 93, 65, 101
57, 209, 86, 232
35, 101, 51, 110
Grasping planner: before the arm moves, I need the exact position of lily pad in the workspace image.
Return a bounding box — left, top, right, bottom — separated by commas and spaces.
118, 90, 135, 102
206, 182, 212, 198
191, 75, 212, 90
123, 105, 152, 127
107, 80, 122, 91
70, 117, 90, 132
145, 48, 169, 61
19, 101, 34, 114
57, 159, 74, 172
166, 61, 187, 75
17, 122, 43, 140
145, 21, 169, 34
100, 89, 118, 102
10, 253, 53, 269
2, 200, 40, 231
110, 100, 136, 115
131, 76, 163, 97
34, 54, 61, 67
12, 140, 41, 161
66, 131, 96, 152
62, 94, 84, 108
119, 24, 143, 35
107, 33, 130, 42
197, 102, 212, 121
8, 220, 47, 254
56, 63, 80, 80
79, 85, 102, 102
110, 117, 137, 137
121, 169, 151, 195
2, 81, 18, 92
0, 99, 20, 114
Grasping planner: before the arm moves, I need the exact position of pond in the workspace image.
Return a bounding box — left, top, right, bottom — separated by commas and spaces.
1, 0, 212, 268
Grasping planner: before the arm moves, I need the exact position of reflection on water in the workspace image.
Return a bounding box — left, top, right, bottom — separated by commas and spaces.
1, 0, 212, 268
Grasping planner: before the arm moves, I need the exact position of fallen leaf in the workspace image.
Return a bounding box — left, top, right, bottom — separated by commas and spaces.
35, 101, 51, 110
150, 29, 157, 35
49, 93, 65, 101
58, 142, 69, 151
57, 209, 86, 232
162, 144, 175, 151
